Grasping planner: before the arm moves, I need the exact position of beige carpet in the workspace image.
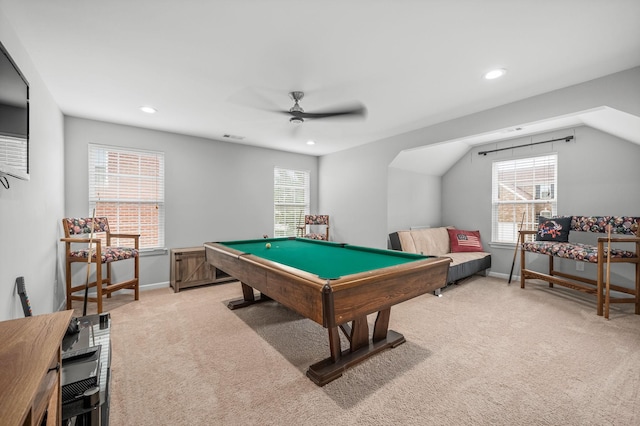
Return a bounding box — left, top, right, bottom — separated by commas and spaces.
77, 276, 640, 425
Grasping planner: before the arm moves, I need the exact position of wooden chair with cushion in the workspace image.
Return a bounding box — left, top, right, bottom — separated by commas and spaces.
61, 217, 140, 314
297, 215, 330, 240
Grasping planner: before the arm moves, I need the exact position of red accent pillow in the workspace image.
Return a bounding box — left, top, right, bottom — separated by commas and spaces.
448, 229, 484, 252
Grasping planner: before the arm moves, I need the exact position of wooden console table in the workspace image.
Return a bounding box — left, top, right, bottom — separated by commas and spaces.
0, 310, 73, 426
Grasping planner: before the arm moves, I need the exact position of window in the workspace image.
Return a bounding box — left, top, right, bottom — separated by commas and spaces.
0, 134, 28, 179
89, 144, 165, 250
492, 154, 557, 244
274, 167, 309, 237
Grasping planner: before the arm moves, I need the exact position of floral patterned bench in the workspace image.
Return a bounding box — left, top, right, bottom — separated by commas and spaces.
519, 216, 639, 318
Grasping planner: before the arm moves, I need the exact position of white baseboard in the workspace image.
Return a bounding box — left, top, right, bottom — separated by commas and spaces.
488, 271, 520, 282
140, 281, 170, 291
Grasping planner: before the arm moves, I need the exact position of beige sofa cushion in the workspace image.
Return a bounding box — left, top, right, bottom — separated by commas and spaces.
395, 231, 417, 253
445, 252, 491, 267
398, 227, 451, 256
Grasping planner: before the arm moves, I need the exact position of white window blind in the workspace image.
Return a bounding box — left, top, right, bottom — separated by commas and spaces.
274, 167, 309, 237
0, 134, 28, 179
88, 144, 165, 250
492, 154, 557, 244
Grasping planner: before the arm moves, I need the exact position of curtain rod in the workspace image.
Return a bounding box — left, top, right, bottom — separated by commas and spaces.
478, 135, 574, 156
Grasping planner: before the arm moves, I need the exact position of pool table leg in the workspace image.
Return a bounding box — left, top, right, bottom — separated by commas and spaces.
328, 326, 341, 362
350, 317, 369, 351
372, 308, 390, 342
307, 307, 406, 386
227, 282, 270, 310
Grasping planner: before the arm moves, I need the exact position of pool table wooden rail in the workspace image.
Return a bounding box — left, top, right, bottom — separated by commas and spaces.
205, 242, 327, 322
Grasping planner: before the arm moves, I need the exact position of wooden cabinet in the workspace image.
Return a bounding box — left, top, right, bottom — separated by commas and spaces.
0, 310, 73, 426
170, 246, 235, 292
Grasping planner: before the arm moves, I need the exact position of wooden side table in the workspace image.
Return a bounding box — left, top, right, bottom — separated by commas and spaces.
170, 246, 235, 292
0, 310, 73, 426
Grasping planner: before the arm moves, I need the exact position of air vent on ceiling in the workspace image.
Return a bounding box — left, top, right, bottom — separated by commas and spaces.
502, 127, 523, 133
223, 134, 245, 140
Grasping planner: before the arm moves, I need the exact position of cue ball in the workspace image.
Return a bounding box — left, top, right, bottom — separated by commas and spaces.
266, 243, 271, 249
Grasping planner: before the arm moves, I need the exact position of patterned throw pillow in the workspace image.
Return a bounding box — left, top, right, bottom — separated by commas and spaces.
536, 216, 571, 242
448, 229, 484, 253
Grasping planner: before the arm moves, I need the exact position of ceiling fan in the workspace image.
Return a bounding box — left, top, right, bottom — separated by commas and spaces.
279, 91, 366, 125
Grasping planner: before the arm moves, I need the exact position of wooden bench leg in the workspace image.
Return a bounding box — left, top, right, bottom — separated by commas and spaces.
520, 241, 526, 289
597, 243, 604, 317
635, 259, 640, 315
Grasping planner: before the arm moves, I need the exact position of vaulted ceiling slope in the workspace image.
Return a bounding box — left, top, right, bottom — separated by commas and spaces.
1, 1, 639, 156
390, 106, 640, 176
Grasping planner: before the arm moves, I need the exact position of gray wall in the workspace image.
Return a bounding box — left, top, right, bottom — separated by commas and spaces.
0, 11, 65, 321
387, 167, 441, 234
64, 117, 318, 289
443, 126, 640, 286
320, 67, 640, 252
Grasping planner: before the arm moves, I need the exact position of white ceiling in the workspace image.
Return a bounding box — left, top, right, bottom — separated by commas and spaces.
1, 0, 640, 156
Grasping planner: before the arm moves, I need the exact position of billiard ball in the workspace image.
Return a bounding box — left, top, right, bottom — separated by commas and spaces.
265, 243, 271, 249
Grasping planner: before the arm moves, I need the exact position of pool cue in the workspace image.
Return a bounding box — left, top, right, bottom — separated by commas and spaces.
82, 208, 98, 316
605, 225, 612, 320
508, 212, 526, 284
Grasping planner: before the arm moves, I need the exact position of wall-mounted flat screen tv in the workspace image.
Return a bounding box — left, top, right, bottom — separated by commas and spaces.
0, 41, 29, 181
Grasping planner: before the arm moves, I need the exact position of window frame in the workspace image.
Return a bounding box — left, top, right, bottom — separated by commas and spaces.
88, 143, 165, 252
273, 167, 310, 238
491, 153, 558, 245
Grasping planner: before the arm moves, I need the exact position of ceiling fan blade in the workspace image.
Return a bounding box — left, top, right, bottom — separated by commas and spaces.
294, 105, 367, 120
278, 103, 367, 120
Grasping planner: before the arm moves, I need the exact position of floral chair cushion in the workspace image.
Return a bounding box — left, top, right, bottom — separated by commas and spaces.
305, 215, 329, 225
65, 217, 110, 235
305, 233, 327, 240
522, 241, 637, 263
69, 246, 139, 262
571, 216, 640, 236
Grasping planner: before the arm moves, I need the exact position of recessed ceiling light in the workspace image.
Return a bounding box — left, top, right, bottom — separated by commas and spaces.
483, 68, 507, 80
140, 106, 157, 114
306, 140, 315, 145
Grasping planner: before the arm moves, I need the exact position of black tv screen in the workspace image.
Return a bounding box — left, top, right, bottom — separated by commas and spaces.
0, 41, 29, 180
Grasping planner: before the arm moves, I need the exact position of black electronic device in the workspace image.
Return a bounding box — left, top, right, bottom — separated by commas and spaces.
61, 345, 101, 405
61, 314, 111, 425
0, 41, 30, 181
66, 317, 80, 336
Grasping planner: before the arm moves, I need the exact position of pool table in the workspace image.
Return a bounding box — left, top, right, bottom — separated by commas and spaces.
204, 237, 450, 386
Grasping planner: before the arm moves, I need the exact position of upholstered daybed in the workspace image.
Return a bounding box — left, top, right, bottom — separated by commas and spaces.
389, 227, 491, 288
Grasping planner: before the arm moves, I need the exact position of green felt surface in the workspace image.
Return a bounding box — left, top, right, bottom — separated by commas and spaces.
221, 238, 428, 279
